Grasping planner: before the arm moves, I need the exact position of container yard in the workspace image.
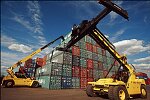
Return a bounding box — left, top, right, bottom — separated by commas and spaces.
1, 0, 150, 100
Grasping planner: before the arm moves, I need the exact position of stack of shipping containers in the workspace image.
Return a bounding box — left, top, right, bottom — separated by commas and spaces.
35, 32, 120, 89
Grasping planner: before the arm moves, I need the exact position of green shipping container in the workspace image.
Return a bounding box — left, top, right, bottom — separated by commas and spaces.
72, 77, 80, 88
80, 57, 87, 68
49, 76, 61, 89
37, 75, 50, 89
62, 64, 72, 77
80, 49, 87, 58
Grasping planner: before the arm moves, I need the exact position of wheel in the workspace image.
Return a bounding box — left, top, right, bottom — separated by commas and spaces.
31, 81, 39, 88
140, 85, 147, 99
108, 86, 114, 100
113, 86, 129, 100
5, 81, 14, 88
86, 85, 94, 97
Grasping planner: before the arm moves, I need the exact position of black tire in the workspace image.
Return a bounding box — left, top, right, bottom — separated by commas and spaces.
5, 81, 14, 88
113, 86, 129, 100
108, 86, 114, 100
86, 85, 94, 97
140, 85, 147, 99
31, 81, 39, 88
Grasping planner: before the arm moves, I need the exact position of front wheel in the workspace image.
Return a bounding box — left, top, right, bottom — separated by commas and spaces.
113, 86, 129, 100
140, 85, 147, 99
31, 81, 39, 88
5, 81, 14, 88
86, 85, 94, 97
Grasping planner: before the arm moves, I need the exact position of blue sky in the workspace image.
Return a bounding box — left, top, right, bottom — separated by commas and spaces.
1, 1, 150, 77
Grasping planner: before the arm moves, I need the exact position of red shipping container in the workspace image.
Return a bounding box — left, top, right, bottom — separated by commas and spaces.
98, 61, 103, 70
80, 78, 87, 89
87, 69, 93, 78
87, 78, 94, 83
87, 59, 93, 69
103, 70, 108, 77
72, 66, 80, 77
43, 55, 47, 61
72, 46, 80, 56
92, 45, 97, 53
36, 57, 43, 62
81, 68, 87, 78
102, 49, 106, 56
36, 61, 43, 67
86, 42, 93, 51
42, 61, 46, 66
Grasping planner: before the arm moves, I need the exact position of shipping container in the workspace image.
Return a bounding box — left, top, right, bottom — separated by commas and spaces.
87, 68, 93, 78
49, 75, 61, 89
97, 54, 103, 62
72, 46, 80, 56
72, 66, 80, 77
36, 75, 50, 89
102, 49, 106, 56
80, 68, 87, 78
87, 78, 94, 83
61, 77, 72, 89
80, 57, 87, 68
72, 77, 80, 88
86, 42, 93, 51
80, 49, 87, 58
97, 47, 102, 55
72, 56, 80, 66
93, 61, 98, 69
85, 35, 92, 43
51, 63, 63, 76
92, 53, 98, 61
62, 64, 72, 77
98, 61, 103, 70
92, 45, 97, 53
79, 42, 86, 50
80, 78, 87, 89
91, 38, 96, 45
87, 59, 93, 69
86, 51, 92, 59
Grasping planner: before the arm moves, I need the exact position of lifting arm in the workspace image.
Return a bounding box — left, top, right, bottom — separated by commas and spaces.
7, 36, 64, 78
63, 0, 134, 74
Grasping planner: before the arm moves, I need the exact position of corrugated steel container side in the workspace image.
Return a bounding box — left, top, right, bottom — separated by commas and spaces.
98, 61, 103, 70
51, 63, 63, 76
72, 77, 80, 88
87, 59, 93, 69
80, 78, 87, 89
49, 75, 61, 89
92, 45, 97, 53
80, 57, 87, 68
72, 46, 80, 56
80, 49, 87, 58
92, 53, 98, 61
93, 61, 98, 69
80, 68, 87, 78
62, 64, 72, 77
86, 42, 93, 51
87, 51, 92, 59
87, 68, 93, 78
61, 77, 72, 89
72, 56, 80, 66
72, 66, 80, 77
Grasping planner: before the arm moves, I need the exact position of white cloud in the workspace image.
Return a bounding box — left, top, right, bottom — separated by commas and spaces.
1, 34, 33, 53
109, 1, 123, 22
104, 35, 109, 38
1, 34, 17, 47
113, 39, 150, 55
134, 56, 150, 63
8, 44, 32, 53
111, 29, 125, 42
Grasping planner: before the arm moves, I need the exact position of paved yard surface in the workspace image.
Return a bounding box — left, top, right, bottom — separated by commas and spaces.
1, 86, 150, 100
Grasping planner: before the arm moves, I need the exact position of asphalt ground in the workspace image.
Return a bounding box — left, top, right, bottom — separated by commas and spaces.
1, 85, 150, 100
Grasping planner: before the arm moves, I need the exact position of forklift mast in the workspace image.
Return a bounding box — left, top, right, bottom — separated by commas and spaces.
63, 0, 135, 75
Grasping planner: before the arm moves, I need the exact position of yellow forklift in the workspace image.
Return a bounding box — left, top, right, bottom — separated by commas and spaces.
58, 0, 147, 99
1, 36, 64, 88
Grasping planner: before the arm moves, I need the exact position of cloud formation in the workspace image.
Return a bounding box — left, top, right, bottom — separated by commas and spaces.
111, 29, 125, 42
113, 39, 150, 55
134, 56, 150, 63
8, 44, 32, 53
